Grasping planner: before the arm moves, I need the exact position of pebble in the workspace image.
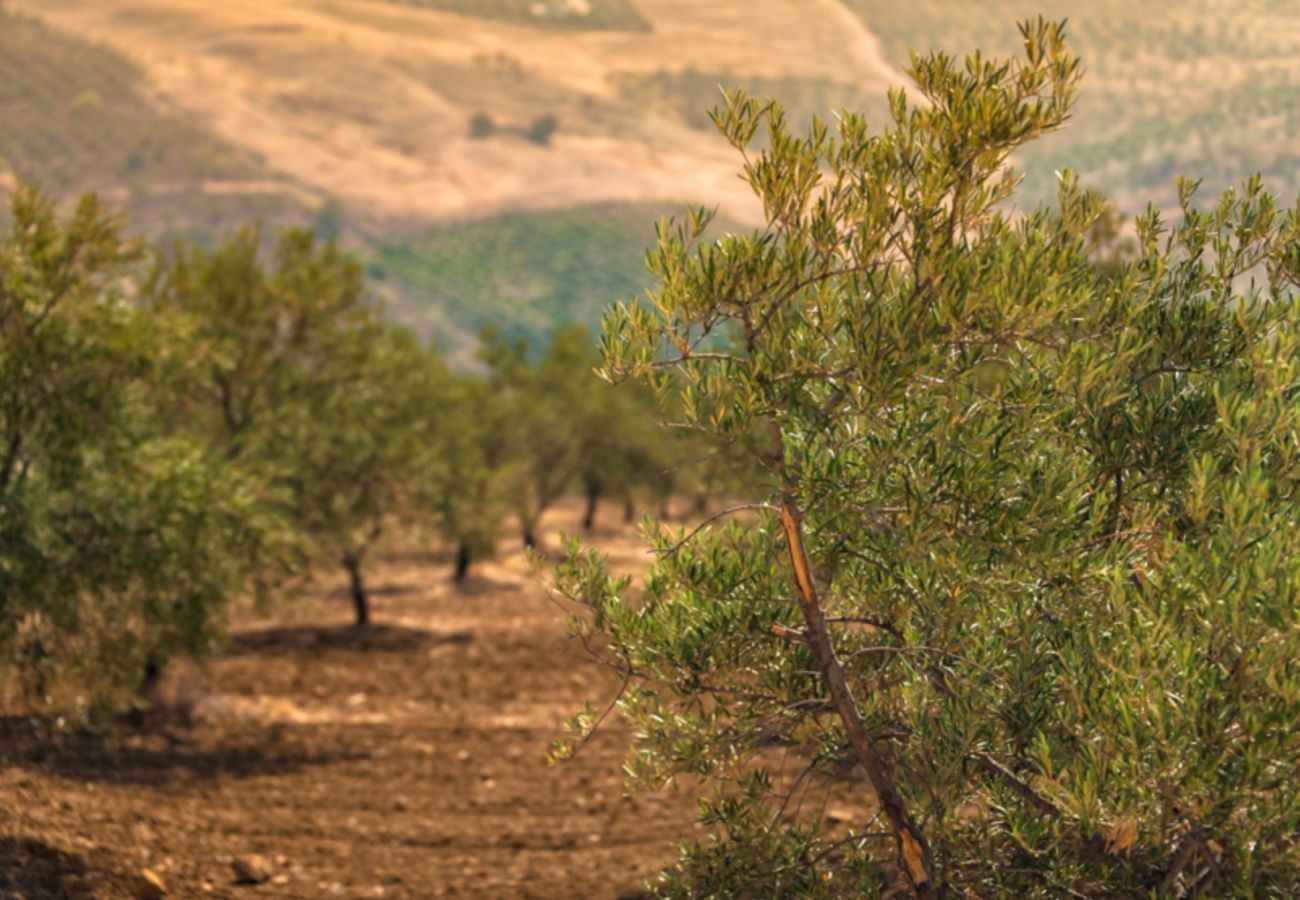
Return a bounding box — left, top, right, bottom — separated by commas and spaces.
232, 854, 273, 885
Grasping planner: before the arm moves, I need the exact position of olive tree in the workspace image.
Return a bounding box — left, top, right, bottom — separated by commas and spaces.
552, 21, 1300, 897
146, 226, 448, 626
0, 187, 273, 718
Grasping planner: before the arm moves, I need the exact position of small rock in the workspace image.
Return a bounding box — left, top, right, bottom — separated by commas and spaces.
139, 868, 167, 898
232, 854, 273, 885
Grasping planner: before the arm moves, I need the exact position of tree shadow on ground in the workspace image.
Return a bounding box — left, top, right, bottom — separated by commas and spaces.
451, 574, 524, 597
0, 717, 370, 788
328, 582, 422, 599
0, 836, 149, 898
222, 622, 473, 657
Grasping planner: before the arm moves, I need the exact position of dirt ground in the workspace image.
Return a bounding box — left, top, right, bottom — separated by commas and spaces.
0, 500, 701, 899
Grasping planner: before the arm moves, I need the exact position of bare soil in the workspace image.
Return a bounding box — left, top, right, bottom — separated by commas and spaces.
0, 501, 699, 899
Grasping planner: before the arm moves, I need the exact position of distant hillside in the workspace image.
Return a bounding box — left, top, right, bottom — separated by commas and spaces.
9, 0, 897, 227
840, 0, 1300, 209
0, 7, 311, 242
8, 0, 1300, 357
376, 201, 720, 360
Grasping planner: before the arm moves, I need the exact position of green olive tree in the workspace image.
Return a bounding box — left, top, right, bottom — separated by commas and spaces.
552, 21, 1300, 897
146, 226, 449, 626
0, 187, 275, 718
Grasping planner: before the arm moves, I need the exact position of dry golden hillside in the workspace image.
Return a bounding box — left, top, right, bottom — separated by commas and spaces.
10, 0, 901, 227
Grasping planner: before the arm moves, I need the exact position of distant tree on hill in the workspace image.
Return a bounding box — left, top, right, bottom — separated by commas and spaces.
525, 113, 559, 146
469, 111, 496, 139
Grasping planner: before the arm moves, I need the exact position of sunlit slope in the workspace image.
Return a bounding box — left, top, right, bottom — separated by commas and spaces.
0, 8, 312, 240
841, 0, 1300, 209
9, 0, 900, 226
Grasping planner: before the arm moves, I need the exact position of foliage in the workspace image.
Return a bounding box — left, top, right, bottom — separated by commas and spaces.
0, 186, 275, 718
427, 373, 514, 580
145, 225, 448, 624
553, 20, 1300, 897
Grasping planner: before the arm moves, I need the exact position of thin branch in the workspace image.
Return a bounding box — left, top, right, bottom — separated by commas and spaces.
653, 502, 778, 556
555, 670, 634, 763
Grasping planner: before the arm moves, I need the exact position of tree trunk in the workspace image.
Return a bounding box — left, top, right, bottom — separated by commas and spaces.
778, 500, 934, 896
623, 495, 636, 524
343, 554, 369, 627
454, 542, 471, 582
522, 526, 537, 550
582, 483, 600, 531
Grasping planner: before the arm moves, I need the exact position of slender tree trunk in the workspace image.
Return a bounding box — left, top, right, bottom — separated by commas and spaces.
522, 527, 537, 550
623, 495, 636, 524
343, 554, 369, 627
582, 482, 600, 531
454, 542, 471, 582
778, 499, 934, 896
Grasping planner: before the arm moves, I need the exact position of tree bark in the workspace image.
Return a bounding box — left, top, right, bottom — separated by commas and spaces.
582, 482, 600, 531
778, 501, 934, 897
454, 542, 471, 582
343, 554, 369, 627
623, 495, 636, 524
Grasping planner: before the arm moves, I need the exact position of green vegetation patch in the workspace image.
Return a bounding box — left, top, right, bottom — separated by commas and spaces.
839, 0, 1300, 207
374, 0, 650, 31
375, 202, 711, 350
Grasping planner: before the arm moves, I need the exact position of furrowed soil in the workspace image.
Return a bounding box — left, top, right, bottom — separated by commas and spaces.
0, 501, 699, 899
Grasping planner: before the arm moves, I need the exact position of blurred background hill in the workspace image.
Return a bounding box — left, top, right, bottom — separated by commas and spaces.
4, 0, 1300, 358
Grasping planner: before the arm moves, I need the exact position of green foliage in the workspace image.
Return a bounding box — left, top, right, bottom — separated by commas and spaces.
554, 20, 1300, 896
145, 225, 449, 623
0, 187, 275, 719
428, 374, 514, 579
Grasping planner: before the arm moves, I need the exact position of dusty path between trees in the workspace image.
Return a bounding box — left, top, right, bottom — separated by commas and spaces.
0, 501, 698, 898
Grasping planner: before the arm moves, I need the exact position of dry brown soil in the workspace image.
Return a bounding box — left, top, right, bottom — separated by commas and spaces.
0, 501, 700, 899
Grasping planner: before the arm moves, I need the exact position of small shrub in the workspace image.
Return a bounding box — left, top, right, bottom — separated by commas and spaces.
469, 111, 496, 139
524, 113, 559, 146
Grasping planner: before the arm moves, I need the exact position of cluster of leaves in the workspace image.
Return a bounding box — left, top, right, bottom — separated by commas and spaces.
554, 20, 1300, 897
